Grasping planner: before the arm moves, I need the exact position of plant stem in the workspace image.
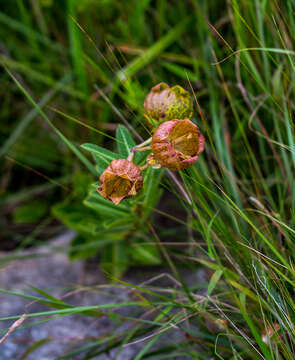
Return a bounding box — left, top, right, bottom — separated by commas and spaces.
128, 138, 152, 161
166, 169, 192, 205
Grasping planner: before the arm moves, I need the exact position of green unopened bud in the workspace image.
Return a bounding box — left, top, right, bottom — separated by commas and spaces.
144, 82, 193, 127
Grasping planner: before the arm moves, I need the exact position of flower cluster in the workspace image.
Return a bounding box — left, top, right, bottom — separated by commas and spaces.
97, 83, 205, 205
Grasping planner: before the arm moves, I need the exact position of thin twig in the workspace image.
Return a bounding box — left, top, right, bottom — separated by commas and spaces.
166, 170, 192, 205
0, 314, 26, 344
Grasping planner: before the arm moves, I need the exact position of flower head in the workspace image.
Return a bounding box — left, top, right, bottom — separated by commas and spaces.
97, 159, 143, 205
152, 119, 205, 171
144, 82, 193, 127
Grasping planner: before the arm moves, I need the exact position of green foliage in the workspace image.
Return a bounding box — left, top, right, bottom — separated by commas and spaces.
13, 200, 48, 224
116, 124, 136, 158
81, 143, 121, 174
130, 242, 161, 266
3, 0, 295, 358
54, 126, 163, 277
52, 172, 99, 235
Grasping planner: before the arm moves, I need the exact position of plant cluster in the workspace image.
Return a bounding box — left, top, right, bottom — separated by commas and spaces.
53, 83, 204, 277
97, 82, 205, 205
3, 1, 295, 358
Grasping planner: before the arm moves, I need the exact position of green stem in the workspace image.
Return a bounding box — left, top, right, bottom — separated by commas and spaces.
127, 138, 152, 162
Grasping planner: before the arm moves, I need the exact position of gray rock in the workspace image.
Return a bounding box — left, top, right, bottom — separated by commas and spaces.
0, 232, 200, 360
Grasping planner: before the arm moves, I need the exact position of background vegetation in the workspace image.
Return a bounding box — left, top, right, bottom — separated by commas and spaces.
1, 0, 295, 358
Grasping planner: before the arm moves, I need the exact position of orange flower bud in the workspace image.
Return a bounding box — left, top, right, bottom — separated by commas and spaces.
144, 82, 193, 127
152, 119, 205, 171
97, 159, 143, 205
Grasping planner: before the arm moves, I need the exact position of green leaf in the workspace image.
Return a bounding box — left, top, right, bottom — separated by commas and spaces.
120, 79, 146, 111
272, 64, 283, 97
116, 124, 136, 157
13, 200, 48, 223
116, 17, 190, 80
84, 186, 131, 217
102, 242, 129, 279
138, 167, 164, 219
72, 171, 93, 197
29, 286, 67, 305
81, 143, 121, 174
69, 231, 130, 261
52, 199, 101, 235
69, 235, 99, 261
102, 216, 136, 230
207, 269, 223, 297
52, 172, 100, 235
19, 338, 52, 360
161, 61, 198, 81
130, 243, 162, 265
0, 302, 151, 322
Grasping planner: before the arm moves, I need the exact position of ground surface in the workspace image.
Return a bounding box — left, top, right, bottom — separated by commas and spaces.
0, 232, 202, 359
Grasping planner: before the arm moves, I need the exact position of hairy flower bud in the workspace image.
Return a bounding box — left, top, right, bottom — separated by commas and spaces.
152, 119, 205, 171
144, 82, 193, 127
97, 159, 143, 205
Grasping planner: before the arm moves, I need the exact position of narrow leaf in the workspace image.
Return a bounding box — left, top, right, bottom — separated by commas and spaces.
116, 125, 136, 157
207, 269, 223, 297
81, 143, 120, 174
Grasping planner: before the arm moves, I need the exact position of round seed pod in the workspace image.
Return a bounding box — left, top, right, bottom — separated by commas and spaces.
144, 82, 193, 127
152, 119, 205, 171
97, 159, 143, 205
